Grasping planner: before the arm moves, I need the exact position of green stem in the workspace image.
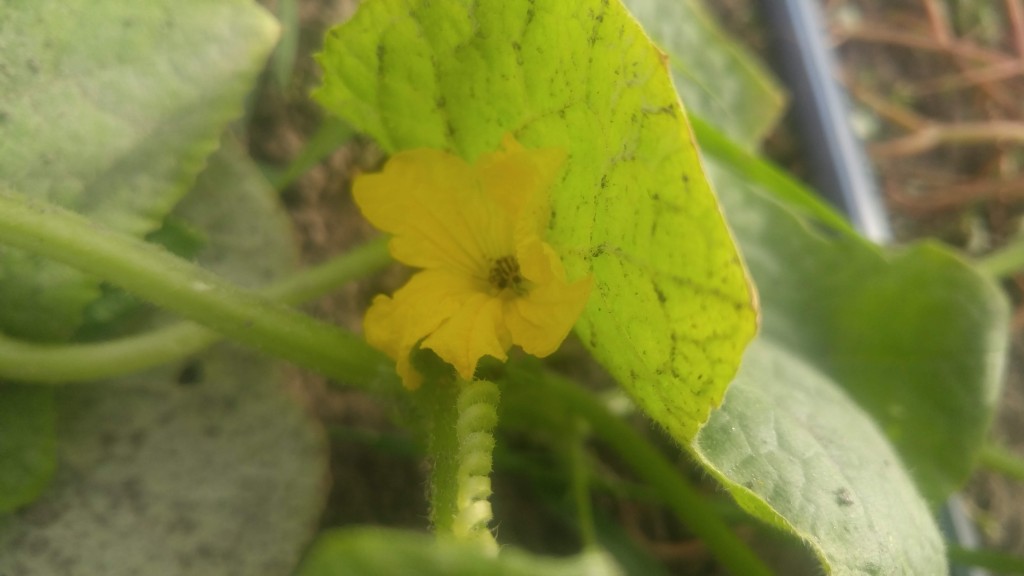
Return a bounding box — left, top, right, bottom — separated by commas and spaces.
510, 364, 774, 576
978, 443, 1024, 483
426, 377, 462, 536
948, 545, 1024, 574
452, 378, 500, 554
0, 190, 388, 389
0, 238, 391, 384
425, 378, 500, 554
568, 418, 597, 548
976, 237, 1024, 279
690, 114, 856, 237
265, 118, 355, 190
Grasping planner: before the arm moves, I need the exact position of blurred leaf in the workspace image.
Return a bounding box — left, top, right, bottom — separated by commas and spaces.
683, 140, 1009, 573
696, 340, 947, 575
0, 386, 55, 514
299, 528, 622, 576
271, 0, 300, 89
0, 0, 279, 340
624, 0, 786, 148
708, 160, 1009, 503
0, 141, 323, 575
316, 0, 756, 443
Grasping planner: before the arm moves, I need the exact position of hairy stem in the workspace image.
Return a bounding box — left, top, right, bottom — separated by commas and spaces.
0, 238, 391, 383
452, 379, 500, 554
0, 190, 388, 389
425, 378, 501, 554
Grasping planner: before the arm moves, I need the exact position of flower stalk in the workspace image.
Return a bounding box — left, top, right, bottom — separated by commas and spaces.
452, 378, 500, 554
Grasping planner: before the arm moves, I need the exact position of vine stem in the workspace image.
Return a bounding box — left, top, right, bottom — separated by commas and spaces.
426, 378, 500, 555
0, 237, 391, 383
452, 378, 500, 554
508, 363, 775, 576
977, 236, 1024, 279
978, 442, 1024, 483
0, 190, 389, 388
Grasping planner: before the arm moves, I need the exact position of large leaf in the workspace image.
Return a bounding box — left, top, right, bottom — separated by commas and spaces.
0, 0, 279, 340
708, 160, 1009, 503
0, 143, 325, 575
316, 0, 757, 443
696, 340, 947, 575
623, 0, 786, 148
684, 144, 1008, 573
299, 528, 622, 576
0, 386, 55, 513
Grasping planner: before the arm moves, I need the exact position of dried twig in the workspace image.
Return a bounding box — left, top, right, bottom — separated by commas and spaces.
923, 0, 953, 46
833, 25, 1009, 63
847, 82, 927, 130
886, 176, 1024, 214
870, 121, 1024, 157
1008, 0, 1024, 59
909, 59, 1024, 97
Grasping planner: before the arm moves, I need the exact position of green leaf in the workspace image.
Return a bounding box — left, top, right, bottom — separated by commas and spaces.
298, 527, 622, 576
0, 0, 279, 340
695, 340, 948, 575
0, 141, 326, 575
0, 349, 326, 576
0, 386, 55, 513
622, 0, 786, 148
316, 0, 757, 442
684, 144, 1008, 573
709, 162, 1009, 503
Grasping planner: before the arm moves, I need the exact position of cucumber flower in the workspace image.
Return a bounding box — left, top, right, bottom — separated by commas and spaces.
354, 135, 593, 389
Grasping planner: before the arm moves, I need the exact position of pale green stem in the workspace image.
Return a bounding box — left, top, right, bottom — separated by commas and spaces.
978, 442, 1024, 483
976, 237, 1024, 279
568, 418, 597, 548
424, 377, 500, 554
948, 544, 1024, 574
509, 363, 775, 576
0, 190, 387, 389
0, 238, 391, 384
265, 118, 354, 190
451, 378, 500, 554
426, 377, 461, 536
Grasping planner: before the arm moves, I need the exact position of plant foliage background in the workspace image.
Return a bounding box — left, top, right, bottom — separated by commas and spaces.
0, 0, 1010, 575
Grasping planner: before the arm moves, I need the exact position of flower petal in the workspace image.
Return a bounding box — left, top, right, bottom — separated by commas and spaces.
421, 293, 511, 380
478, 135, 566, 234
353, 149, 511, 276
363, 269, 481, 389
505, 237, 593, 358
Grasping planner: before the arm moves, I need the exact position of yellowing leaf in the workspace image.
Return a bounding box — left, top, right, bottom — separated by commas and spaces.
317, 0, 756, 441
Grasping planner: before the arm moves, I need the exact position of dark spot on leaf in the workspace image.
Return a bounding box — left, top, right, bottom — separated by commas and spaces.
600, 175, 608, 189
654, 286, 667, 304
834, 488, 854, 507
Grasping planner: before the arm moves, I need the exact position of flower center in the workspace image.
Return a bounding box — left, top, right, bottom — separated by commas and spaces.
488, 255, 524, 294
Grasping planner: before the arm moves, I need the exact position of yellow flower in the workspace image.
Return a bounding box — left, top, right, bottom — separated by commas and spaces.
354, 135, 593, 389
